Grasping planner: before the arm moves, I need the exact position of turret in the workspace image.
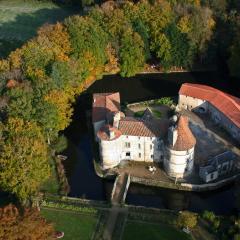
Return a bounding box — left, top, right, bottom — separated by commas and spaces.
164, 115, 196, 178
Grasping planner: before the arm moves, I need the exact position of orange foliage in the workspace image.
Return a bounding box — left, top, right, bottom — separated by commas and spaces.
8, 48, 23, 69
6, 79, 18, 89
104, 44, 120, 74
0, 204, 54, 240
44, 89, 73, 131
37, 22, 71, 62
0, 59, 10, 72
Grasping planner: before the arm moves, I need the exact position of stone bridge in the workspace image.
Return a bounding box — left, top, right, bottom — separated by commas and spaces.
111, 173, 131, 205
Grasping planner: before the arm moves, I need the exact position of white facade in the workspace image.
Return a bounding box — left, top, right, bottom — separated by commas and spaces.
99, 135, 164, 170
164, 147, 194, 178
179, 95, 208, 113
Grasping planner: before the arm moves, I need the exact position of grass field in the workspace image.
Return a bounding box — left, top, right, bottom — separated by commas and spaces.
41, 208, 98, 240
0, 0, 79, 58
122, 221, 192, 240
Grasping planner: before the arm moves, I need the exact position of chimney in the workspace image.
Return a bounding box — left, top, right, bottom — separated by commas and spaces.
113, 111, 121, 128
168, 126, 178, 146
109, 129, 115, 139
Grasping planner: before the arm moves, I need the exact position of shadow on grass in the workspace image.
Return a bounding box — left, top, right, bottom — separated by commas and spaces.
0, 5, 80, 58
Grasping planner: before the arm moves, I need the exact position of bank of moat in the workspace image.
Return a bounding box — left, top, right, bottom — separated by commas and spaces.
92, 83, 240, 186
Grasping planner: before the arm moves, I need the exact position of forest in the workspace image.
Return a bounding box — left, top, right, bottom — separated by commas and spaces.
0, 0, 239, 204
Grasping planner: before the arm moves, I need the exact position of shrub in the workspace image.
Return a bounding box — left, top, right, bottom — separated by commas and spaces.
202, 210, 216, 223
153, 97, 173, 106
41, 200, 98, 214
177, 211, 198, 229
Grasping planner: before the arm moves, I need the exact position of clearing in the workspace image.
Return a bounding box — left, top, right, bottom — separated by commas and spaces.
0, 0, 79, 58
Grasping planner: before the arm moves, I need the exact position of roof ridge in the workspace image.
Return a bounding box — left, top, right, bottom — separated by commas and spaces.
183, 83, 240, 111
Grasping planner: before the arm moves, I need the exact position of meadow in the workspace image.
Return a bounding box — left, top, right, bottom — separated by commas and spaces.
0, 0, 79, 58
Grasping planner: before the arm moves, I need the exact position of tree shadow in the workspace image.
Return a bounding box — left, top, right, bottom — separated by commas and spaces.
0, 5, 81, 58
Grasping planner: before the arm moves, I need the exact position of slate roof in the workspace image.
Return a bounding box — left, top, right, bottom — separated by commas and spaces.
171, 116, 196, 151
92, 93, 120, 123
179, 83, 240, 128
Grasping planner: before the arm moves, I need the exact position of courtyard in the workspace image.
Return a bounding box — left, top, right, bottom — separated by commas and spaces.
104, 105, 240, 187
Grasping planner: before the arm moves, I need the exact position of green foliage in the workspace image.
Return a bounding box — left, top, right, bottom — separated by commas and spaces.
65, 15, 108, 66
150, 33, 172, 69
177, 211, 198, 229
228, 38, 240, 78
0, 118, 50, 201
202, 210, 220, 232
52, 135, 68, 154
0, 0, 218, 202
134, 111, 145, 118
153, 97, 174, 106
119, 29, 145, 77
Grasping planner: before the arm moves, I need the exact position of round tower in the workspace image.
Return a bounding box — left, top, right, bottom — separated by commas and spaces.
164, 116, 196, 178
97, 125, 122, 169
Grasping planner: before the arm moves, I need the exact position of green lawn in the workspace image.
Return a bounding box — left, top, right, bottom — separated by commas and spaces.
41, 208, 98, 240
134, 110, 145, 118
0, 0, 79, 58
123, 221, 192, 240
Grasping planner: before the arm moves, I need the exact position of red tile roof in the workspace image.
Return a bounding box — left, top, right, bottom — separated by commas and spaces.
118, 117, 168, 137
171, 116, 196, 151
179, 83, 240, 128
92, 93, 120, 123
97, 124, 122, 141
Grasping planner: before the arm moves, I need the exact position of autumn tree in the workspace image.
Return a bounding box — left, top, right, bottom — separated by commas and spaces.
0, 204, 54, 240
177, 211, 198, 229
0, 118, 50, 201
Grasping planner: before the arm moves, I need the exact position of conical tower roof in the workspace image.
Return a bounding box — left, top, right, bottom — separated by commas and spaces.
171, 116, 196, 151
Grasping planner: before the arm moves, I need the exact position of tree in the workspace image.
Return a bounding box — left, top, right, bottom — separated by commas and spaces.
177, 211, 198, 229
228, 37, 240, 78
119, 28, 145, 77
0, 204, 54, 240
0, 118, 50, 201
150, 33, 172, 68
65, 15, 108, 66
6, 81, 35, 121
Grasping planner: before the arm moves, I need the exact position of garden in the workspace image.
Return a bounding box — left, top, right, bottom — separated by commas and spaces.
41, 208, 98, 240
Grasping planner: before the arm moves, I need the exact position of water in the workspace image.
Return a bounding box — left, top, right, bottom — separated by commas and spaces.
63, 71, 240, 215
126, 183, 237, 215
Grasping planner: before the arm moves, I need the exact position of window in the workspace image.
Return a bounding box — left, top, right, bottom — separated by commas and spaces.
210, 173, 215, 180
150, 144, 152, 150
138, 143, 141, 149
139, 153, 141, 158
125, 142, 130, 148
138, 137, 141, 140
151, 154, 153, 159
126, 152, 131, 157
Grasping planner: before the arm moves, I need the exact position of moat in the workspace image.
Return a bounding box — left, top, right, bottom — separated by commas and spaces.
63, 71, 240, 215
